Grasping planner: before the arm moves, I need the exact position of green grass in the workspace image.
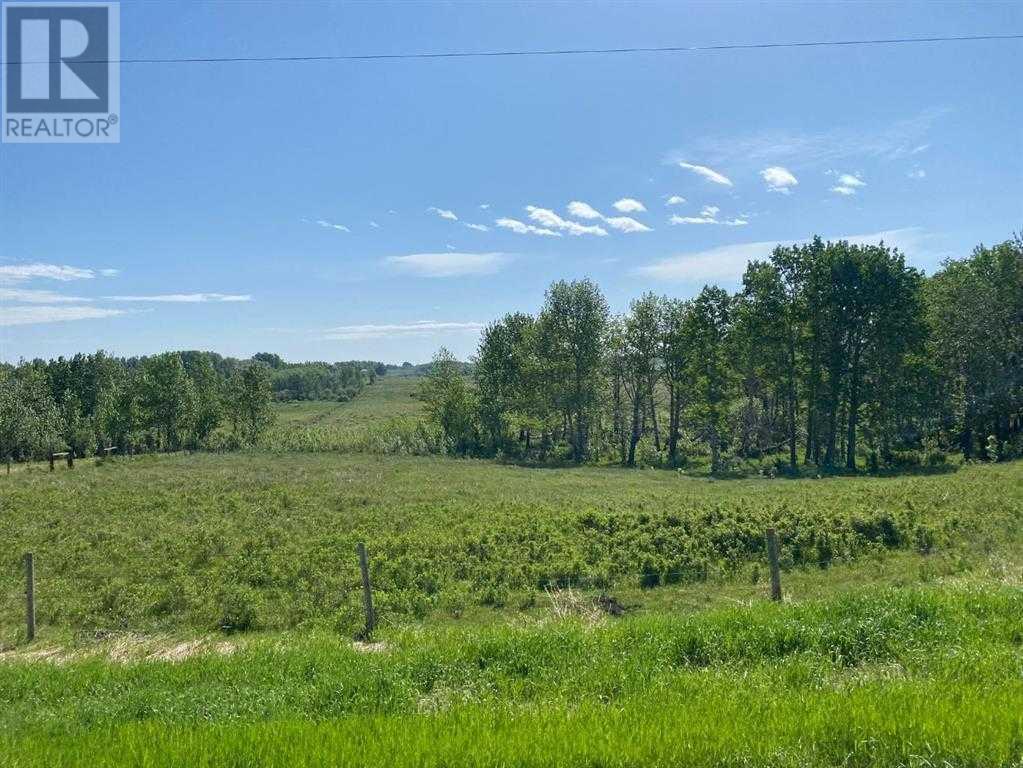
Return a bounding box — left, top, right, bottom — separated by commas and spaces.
3, 401, 1023, 765
2, 582, 1022, 766
271, 375, 424, 429
2, 447, 1021, 641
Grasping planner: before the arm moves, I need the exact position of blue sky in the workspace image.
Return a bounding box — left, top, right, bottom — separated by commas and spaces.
2, 0, 1021, 364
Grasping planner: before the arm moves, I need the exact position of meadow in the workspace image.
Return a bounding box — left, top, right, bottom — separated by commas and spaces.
2, 377, 1023, 766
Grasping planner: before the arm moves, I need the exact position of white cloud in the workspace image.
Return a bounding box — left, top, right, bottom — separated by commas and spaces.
0, 288, 89, 303
0, 305, 126, 327
369, 221, 380, 228
322, 320, 485, 341
604, 216, 652, 233
99, 268, 120, 277
668, 205, 742, 226
830, 186, 857, 196
636, 227, 934, 282
671, 108, 948, 167
463, 222, 489, 232
105, 293, 252, 303
670, 215, 717, 225
907, 169, 926, 179
836, 173, 866, 188
0, 288, 92, 303
386, 252, 508, 277
0, 263, 95, 283
495, 218, 561, 237
566, 201, 604, 220
665, 195, 686, 206
677, 162, 733, 186
479, 203, 491, 210
613, 198, 646, 213
526, 206, 607, 236
760, 166, 798, 194
315, 219, 350, 232
428, 207, 458, 221
564, 201, 651, 234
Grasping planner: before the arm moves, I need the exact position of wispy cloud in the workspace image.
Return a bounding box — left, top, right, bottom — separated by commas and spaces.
322, 320, 486, 341
369, 221, 381, 229
312, 218, 349, 232
526, 206, 608, 237
0, 305, 126, 327
0, 263, 96, 283
0, 288, 89, 303
665, 195, 686, 206
428, 207, 459, 221
463, 222, 490, 232
386, 252, 508, 277
613, 198, 646, 213
760, 166, 798, 194
636, 227, 936, 283
829, 171, 866, 196
105, 293, 252, 303
669, 205, 724, 226
604, 216, 652, 233
676, 162, 733, 186
99, 268, 120, 277
495, 218, 561, 237
672, 108, 948, 167
907, 168, 926, 179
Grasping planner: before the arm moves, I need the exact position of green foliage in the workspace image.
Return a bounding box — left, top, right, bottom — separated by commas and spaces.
2, 451, 1020, 636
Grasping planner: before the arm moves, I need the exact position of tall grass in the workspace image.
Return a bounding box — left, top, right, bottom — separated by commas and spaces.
2, 583, 1022, 766
2, 453, 1021, 638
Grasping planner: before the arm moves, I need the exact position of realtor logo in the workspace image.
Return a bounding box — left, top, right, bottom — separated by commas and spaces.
3, 2, 119, 142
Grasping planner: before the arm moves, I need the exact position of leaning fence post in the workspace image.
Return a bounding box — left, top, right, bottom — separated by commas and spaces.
357, 542, 375, 638
765, 528, 782, 602
24, 553, 35, 642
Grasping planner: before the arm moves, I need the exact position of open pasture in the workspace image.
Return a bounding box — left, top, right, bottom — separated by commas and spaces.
2, 449, 1020, 640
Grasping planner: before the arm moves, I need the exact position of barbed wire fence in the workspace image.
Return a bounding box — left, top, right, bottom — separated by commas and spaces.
1, 531, 785, 647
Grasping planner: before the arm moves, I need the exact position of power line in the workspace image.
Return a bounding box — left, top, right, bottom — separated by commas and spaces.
5, 33, 1023, 66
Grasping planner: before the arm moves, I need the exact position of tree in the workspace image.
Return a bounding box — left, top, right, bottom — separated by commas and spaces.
621, 293, 662, 466
686, 286, 732, 472
536, 279, 609, 462
660, 298, 692, 466
926, 237, 1023, 457
232, 363, 274, 443
420, 348, 476, 455
187, 354, 223, 447
138, 353, 195, 450
474, 313, 542, 453
0, 366, 61, 461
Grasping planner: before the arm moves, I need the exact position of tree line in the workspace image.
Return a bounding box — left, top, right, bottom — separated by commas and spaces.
422, 233, 1023, 471
0, 351, 383, 462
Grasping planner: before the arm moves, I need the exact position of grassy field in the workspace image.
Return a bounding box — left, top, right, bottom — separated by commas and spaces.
271, 375, 424, 429
3, 451, 1021, 640
2, 582, 1022, 766
3, 378, 1022, 765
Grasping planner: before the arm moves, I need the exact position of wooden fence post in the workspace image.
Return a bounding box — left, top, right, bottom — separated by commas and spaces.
49, 452, 55, 472
357, 542, 375, 639
24, 553, 35, 642
66, 450, 74, 469
765, 528, 782, 602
